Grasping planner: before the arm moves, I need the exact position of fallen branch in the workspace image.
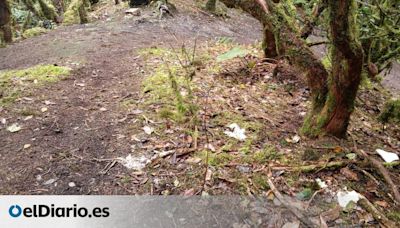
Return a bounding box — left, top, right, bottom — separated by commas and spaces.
358, 196, 397, 228
355, 149, 400, 204
307, 40, 329, 47
271, 161, 350, 173
267, 178, 319, 227
268, 160, 399, 173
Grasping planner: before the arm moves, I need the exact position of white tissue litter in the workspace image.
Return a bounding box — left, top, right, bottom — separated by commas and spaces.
337, 190, 360, 208
376, 149, 399, 163
224, 123, 247, 141
119, 154, 150, 170
316, 178, 327, 189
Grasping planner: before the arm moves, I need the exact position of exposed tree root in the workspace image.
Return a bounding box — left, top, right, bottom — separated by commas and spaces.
358, 196, 397, 228
355, 149, 400, 205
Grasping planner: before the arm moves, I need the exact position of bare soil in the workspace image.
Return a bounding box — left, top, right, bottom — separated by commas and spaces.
0, 5, 261, 194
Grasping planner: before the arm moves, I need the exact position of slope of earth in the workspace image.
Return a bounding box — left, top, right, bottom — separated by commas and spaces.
0, 2, 261, 194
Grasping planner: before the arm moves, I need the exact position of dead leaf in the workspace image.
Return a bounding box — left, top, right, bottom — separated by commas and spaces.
321, 205, 340, 222
334, 146, 343, 153
375, 200, 388, 208
340, 167, 359, 181
183, 188, 196, 196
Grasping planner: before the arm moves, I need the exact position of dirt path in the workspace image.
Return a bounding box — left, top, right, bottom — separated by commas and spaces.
0, 7, 261, 194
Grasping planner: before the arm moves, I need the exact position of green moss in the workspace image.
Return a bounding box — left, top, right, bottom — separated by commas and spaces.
379, 99, 400, 123
252, 174, 269, 191
38, 0, 58, 21
22, 27, 48, 38
63, 0, 88, 25
0, 65, 71, 106
197, 150, 234, 167
241, 145, 279, 164
158, 107, 184, 122
387, 211, 400, 223
321, 55, 332, 70
239, 139, 253, 154
360, 72, 373, 89
138, 47, 171, 60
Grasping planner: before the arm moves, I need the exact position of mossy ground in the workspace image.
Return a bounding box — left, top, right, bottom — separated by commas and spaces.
22, 27, 48, 38
131, 34, 399, 226
0, 64, 71, 106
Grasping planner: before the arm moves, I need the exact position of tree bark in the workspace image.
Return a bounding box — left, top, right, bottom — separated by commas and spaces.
220, 0, 329, 124
220, 0, 363, 138
0, 0, 12, 43
302, 0, 364, 137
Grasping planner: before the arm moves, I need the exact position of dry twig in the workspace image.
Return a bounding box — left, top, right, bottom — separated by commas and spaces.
267, 178, 319, 228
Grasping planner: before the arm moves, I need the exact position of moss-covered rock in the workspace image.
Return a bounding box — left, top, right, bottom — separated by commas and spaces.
22, 27, 47, 38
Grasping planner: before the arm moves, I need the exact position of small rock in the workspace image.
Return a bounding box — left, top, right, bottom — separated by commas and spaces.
41, 107, 48, 112
43, 178, 57, 185
24, 116, 33, 121
282, 221, 300, 228
299, 112, 307, 116
7, 123, 22, 133
44, 100, 56, 105
131, 109, 143, 115
23, 144, 31, 149
143, 126, 154, 135
125, 8, 141, 16
185, 157, 202, 164
68, 182, 76, 187
237, 165, 251, 173
292, 135, 301, 143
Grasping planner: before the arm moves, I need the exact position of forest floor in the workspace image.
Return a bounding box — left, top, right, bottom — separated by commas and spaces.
0, 0, 399, 226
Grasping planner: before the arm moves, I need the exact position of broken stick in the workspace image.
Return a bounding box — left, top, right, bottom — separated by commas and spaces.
356, 149, 400, 205
267, 178, 319, 228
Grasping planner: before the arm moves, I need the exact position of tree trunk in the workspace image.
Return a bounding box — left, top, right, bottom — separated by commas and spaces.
220, 0, 329, 123
0, 0, 12, 43
220, 0, 363, 138
302, 0, 364, 137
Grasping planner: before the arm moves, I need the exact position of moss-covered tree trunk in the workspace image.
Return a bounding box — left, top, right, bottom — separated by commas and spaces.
302, 0, 363, 137
220, 0, 329, 122
220, 0, 363, 138
0, 0, 12, 43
